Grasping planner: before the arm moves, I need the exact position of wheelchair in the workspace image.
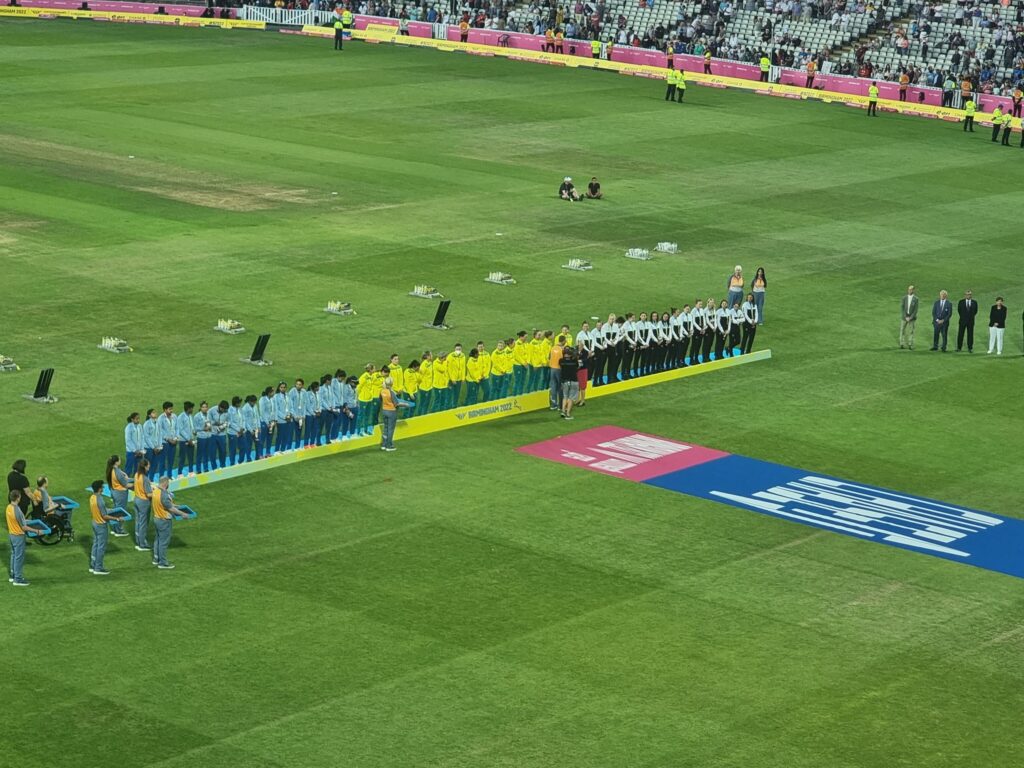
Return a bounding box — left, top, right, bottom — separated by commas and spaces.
33, 512, 75, 546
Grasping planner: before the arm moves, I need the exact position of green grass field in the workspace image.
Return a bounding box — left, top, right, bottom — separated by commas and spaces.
2, 18, 1024, 768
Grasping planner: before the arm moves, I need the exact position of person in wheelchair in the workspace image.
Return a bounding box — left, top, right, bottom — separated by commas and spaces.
32, 476, 75, 542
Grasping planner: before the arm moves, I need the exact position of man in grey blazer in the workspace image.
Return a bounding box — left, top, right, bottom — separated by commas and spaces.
899, 285, 918, 349
931, 289, 953, 352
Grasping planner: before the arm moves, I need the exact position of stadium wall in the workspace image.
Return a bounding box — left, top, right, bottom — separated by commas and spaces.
5, 2, 1018, 122
16, 0, 238, 17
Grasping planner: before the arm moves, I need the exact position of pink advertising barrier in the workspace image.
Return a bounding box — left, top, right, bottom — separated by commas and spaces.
19, 0, 238, 17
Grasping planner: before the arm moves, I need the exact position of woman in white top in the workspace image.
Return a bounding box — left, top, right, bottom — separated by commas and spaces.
741, 293, 759, 353
729, 301, 745, 352
656, 312, 672, 371
701, 297, 717, 362
751, 267, 767, 325
714, 299, 732, 360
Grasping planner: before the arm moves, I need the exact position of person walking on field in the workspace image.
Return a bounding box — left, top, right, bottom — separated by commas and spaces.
558, 345, 580, 420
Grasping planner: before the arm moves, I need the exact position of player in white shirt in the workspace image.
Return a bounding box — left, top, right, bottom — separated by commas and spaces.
740, 293, 759, 353
714, 299, 732, 360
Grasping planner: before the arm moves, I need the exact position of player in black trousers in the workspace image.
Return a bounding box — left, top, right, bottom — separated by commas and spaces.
956, 289, 978, 352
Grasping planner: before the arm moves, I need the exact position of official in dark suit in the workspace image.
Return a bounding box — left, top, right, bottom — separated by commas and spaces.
956, 289, 978, 352
931, 290, 952, 351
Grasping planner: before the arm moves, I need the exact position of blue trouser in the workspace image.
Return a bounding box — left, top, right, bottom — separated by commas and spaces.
754, 291, 765, 324
145, 448, 157, 478
177, 441, 195, 475
211, 435, 227, 468
90, 522, 108, 571
162, 442, 177, 477
465, 381, 479, 405
305, 415, 318, 446
727, 289, 743, 310
125, 451, 137, 477
153, 517, 172, 566
239, 432, 253, 462
380, 409, 398, 449
549, 369, 562, 409
344, 407, 358, 436
228, 434, 239, 465
274, 421, 290, 452
259, 424, 273, 457
111, 489, 128, 535
134, 499, 151, 548
9, 534, 25, 581
195, 438, 212, 473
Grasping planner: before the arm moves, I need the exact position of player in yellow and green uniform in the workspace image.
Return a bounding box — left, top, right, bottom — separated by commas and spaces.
403, 359, 420, 416
356, 364, 375, 435
418, 352, 434, 414
465, 349, 484, 405
447, 343, 467, 407
494, 339, 514, 399
512, 331, 530, 395
529, 331, 547, 391
432, 351, 450, 411
474, 341, 492, 401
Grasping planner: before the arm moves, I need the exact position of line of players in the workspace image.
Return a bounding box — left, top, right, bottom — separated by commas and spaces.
119, 295, 760, 480
577, 294, 760, 387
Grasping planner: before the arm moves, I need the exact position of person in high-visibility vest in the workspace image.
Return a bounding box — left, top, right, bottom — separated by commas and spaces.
459, 19, 469, 43
1000, 110, 1013, 146
867, 81, 879, 117
554, 28, 565, 54
963, 98, 976, 132
991, 105, 1004, 142
664, 68, 677, 102
591, 38, 600, 59
340, 7, 353, 27
334, 18, 344, 50
1013, 87, 1023, 118
758, 54, 770, 82
703, 48, 712, 74
898, 72, 909, 101
543, 26, 554, 51
675, 68, 686, 102
805, 58, 816, 89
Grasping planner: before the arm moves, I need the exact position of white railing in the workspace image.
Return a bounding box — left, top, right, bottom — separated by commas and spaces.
239, 5, 337, 25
